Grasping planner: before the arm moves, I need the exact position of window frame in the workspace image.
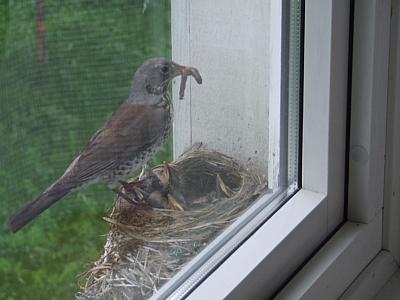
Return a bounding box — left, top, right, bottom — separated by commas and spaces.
154, 1, 351, 299
277, 0, 393, 298
155, 0, 395, 298
184, 1, 350, 297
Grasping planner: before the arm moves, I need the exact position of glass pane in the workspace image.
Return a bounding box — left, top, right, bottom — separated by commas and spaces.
154, 1, 303, 298
1, 1, 303, 299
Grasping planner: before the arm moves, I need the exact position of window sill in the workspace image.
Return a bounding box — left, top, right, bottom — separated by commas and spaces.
276, 212, 383, 300
186, 189, 329, 300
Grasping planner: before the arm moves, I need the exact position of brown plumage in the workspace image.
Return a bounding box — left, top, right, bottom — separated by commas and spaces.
9, 57, 202, 233
69, 102, 171, 185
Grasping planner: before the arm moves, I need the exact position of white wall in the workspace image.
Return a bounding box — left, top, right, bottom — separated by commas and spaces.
172, 0, 275, 176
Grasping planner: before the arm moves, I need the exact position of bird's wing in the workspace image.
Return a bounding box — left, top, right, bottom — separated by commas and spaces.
66, 102, 169, 184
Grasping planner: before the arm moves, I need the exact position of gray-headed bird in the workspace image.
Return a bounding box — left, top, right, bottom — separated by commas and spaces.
9, 57, 202, 233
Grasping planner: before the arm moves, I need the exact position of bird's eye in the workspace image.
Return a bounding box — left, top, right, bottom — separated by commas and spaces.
161, 65, 169, 74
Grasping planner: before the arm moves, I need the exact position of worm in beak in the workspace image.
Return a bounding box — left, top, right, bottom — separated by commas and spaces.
178, 65, 202, 99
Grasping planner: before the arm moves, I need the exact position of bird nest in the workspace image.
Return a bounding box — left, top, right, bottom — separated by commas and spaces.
76, 145, 268, 300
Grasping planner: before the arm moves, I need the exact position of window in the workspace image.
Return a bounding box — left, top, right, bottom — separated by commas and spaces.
154, 1, 304, 299
163, 0, 350, 299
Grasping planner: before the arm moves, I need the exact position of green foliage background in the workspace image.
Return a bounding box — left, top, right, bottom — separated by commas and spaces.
0, 1, 171, 299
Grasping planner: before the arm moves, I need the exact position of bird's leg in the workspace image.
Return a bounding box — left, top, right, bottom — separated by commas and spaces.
118, 180, 138, 193
118, 180, 150, 201
108, 180, 140, 205
111, 187, 138, 205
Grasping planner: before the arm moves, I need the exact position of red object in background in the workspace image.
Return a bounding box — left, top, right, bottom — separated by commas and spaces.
36, 0, 48, 64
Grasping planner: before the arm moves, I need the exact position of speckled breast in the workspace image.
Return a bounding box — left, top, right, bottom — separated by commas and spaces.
111, 94, 172, 180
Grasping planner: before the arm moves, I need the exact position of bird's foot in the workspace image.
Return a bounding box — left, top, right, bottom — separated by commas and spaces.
119, 180, 138, 193
119, 180, 150, 202
111, 188, 139, 205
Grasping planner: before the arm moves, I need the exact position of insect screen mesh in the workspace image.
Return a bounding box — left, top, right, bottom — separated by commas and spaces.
0, 1, 171, 299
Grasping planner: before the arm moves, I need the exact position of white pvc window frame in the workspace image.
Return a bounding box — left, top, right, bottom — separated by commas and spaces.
277, 0, 395, 299
152, 1, 350, 299
184, 1, 350, 299
165, 0, 399, 298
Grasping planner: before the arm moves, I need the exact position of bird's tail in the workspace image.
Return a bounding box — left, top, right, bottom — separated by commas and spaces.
9, 181, 73, 233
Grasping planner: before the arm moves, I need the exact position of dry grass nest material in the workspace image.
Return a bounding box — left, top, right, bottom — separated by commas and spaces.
77, 145, 268, 300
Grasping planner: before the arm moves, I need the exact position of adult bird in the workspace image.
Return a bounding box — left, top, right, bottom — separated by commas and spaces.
9, 57, 202, 233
